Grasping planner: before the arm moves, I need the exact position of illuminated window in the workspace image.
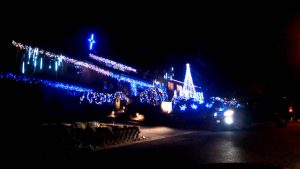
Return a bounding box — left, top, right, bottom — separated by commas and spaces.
168, 82, 174, 90
176, 85, 182, 92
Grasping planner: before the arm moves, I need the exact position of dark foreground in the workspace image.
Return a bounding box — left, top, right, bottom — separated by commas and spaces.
56, 121, 300, 169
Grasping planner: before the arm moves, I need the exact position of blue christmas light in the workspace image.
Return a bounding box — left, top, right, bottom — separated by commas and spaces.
179, 104, 187, 111
28, 47, 31, 61
191, 104, 198, 110
12, 40, 154, 94
89, 53, 137, 73
88, 34, 95, 50
131, 83, 137, 96
40, 58, 43, 70
42, 79, 92, 93
58, 56, 62, 66
55, 61, 58, 71
171, 64, 205, 106
80, 91, 128, 105
22, 61, 25, 74
205, 103, 213, 108
0, 72, 93, 96
140, 87, 168, 105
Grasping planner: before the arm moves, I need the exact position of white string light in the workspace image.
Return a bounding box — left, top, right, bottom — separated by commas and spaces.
89, 53, 137, 73
12, 41, 152, 90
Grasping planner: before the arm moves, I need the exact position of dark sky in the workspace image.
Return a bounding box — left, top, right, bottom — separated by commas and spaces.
6, 2, 300, 97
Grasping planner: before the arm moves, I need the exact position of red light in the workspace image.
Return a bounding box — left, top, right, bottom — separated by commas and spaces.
289, 106, 293, 113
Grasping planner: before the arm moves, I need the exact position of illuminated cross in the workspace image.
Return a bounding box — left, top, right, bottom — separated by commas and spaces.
88, 34, 95, 50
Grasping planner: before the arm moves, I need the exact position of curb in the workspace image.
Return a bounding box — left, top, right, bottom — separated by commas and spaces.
95, 131, 195, 151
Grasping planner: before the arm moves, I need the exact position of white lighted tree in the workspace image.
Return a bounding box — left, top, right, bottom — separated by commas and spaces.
180, 63, 196, 99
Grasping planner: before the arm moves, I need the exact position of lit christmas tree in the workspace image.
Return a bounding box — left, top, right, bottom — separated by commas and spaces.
180, 63, 196, 99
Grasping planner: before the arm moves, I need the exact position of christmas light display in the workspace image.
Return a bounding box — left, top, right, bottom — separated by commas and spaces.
131, 83, 137, 96
169, 79, 201, 90
55, 61, 58, 71
179, 104, 187, 111
40, 57, 43, 70
22, 61, 25, 74
172, 64, 204, 109
170, 63, 205, 104
61, 56, 152, 89
14, 41, 63, 75
79, 91, 128, 105
171, 90, 180, 105
88, 34, 95, 50
180, 63, 196, 99
170, 64, 205, 112
211, 96, 223, 101
89, 53, 137, 73
194, 92, 205, 104
139, 87, 168, 106
205, 103, 213, 108
204, 97, 243, 116
173, 90, 177, 99
12, 41, 152, 91
0, 72, 93, 96
191, 104, 198, 110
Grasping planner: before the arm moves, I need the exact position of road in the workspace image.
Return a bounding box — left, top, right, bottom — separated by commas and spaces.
73, 121, 300, 168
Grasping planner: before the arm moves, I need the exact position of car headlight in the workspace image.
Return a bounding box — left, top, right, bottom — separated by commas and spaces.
223, 109, 234, 117
224, 117, 234, 124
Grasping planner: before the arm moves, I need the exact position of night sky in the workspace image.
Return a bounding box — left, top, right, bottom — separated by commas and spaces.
5, 2, 300, 97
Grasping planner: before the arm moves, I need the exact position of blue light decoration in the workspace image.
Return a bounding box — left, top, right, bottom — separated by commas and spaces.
170, 63, 206, 112
28, 47, 31, 63
205, 103, 213, 108
173, 90, 177, 98
131, 83, 137, 96
12, 41, 153, 95
193, 92, 205, 104
34, 59, 37, 68
14, 43, 62, 74
179, 104, 187, 111
58, 56, 62, 66
171, 63, 205, 104
0, 72, 93, 96
42, 79, 92, 95
40, 58, 43, 70
164, 73, 168, 79
55, 61, 58, 71
204, 97, 244, 118
88, 34, 95, 51
79, 91, 128, 105
180, 63, 196, 98
191, 104, 198, 110
89, 53, 137, 73
22, 61, 25, 74
139, 87, 168, 106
